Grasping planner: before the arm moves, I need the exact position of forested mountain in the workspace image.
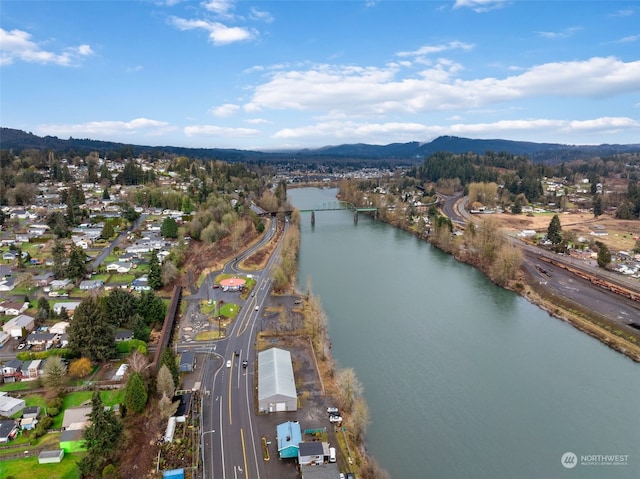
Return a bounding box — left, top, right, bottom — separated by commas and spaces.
2, 127, 639, 164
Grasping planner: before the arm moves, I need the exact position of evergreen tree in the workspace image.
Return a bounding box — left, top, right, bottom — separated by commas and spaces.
37, 296, 50, 320
596, 241, 612, 268
105, 288, 137, 327
124, 371, 148, 413
593, 193, 603, 218
160, 348, 179, 388
79, 392, 122, 477
161, 217, 178, 238
511, 197, 522, 214
67, 297, 117, 362
100, 163, 112, 183
136, 290, 166, 326
547, 214, 563, 245
101, 221, 114, 239
51, 239, 67, 279
67, 245, 87, 281
148, 253, 162, 290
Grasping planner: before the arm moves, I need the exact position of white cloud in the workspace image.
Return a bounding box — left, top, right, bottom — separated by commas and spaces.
610, 9, 633, 17
169, 16, 254, 45
249, 7, 274, 23
397, 41, 474, 58
272, 116, 640, 146
246, 118, 269, 125
0, 28, 93, 66
452, 0, 508, 13
184, 124, 259, 137
209, 103, 240, 117
537, 27, 581, 39
201, 0, 235, 20
616, 34, 640, 43
245, 57, 640, 117
36, 118, 174, 138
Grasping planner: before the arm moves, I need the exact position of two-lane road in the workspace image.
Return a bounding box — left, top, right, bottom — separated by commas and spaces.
200, 217, 286, 479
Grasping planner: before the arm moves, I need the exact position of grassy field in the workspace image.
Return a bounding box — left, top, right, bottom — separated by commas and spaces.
0, 381, 38, 393
0, 453, 82, 479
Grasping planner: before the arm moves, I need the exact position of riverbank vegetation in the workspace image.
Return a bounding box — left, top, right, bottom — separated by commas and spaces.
336, 168, 640, 362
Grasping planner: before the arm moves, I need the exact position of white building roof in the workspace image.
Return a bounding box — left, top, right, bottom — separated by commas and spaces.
258, 347, 297, 402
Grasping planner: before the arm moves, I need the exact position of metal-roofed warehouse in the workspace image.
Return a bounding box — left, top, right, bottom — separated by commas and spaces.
258, 347, 297, 413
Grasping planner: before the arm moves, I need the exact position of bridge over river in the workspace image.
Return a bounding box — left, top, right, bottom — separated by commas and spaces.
298, 200, 378, 224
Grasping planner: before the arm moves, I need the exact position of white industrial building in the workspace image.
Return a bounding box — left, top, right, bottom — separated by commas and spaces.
258, 347, 297, 413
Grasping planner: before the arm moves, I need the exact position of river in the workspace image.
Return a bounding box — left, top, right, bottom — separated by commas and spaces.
289, 187, 639, 479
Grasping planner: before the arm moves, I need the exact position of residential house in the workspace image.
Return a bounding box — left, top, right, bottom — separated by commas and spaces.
50, 321, 69, 335
132, 275, 150, 292
2, 251, 17, 261
26, 360, 43, 379
298, 441, 326, 466
48, 279, 71, 291
0, 265, 11, 278
79, 279, 104, 291
106, 261, 133, 273
1, 359, 24, 382
0, 276, 16, 292
60, 406, 91, 453
114, 330, 134, 342
2, 314, 35, 338
179, 352, 196, 373
104, 281, 129, 291
0, 301, 28, 316
53, 302, 80, 317
61, 406, 91, 430
276, 421, 302, 459
20, 416, 37, 430
0, 420, 18, 444
26, 332, 56, 348
22, 406, 40, 419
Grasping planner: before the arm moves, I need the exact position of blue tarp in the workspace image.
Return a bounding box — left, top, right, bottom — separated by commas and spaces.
163, 469, 184, 479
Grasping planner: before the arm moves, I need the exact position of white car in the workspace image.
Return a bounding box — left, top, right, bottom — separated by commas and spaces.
329, 415, 342, 423
226, 360, 232, 368
327, 406, 339, 414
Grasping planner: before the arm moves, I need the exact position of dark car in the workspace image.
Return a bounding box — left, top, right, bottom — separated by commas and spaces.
235, 350, 240, 357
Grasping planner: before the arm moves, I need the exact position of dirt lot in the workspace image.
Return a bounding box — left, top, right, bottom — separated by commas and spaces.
491, 211, 640, 251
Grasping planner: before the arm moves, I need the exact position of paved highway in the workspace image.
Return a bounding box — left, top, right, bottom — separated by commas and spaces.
191, 217, 287, 479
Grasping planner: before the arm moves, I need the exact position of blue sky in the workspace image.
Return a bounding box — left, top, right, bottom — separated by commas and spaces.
1, 0, 639, 150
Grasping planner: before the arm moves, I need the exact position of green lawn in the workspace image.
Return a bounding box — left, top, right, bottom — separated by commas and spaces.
62, 390, 125, 409
110, 273, 136, 283
220, 303, 239, 318
0, 453, 82, 479
0, 381, 38, 393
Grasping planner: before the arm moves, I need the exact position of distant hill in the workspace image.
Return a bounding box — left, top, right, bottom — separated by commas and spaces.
1, 127, 639, 164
